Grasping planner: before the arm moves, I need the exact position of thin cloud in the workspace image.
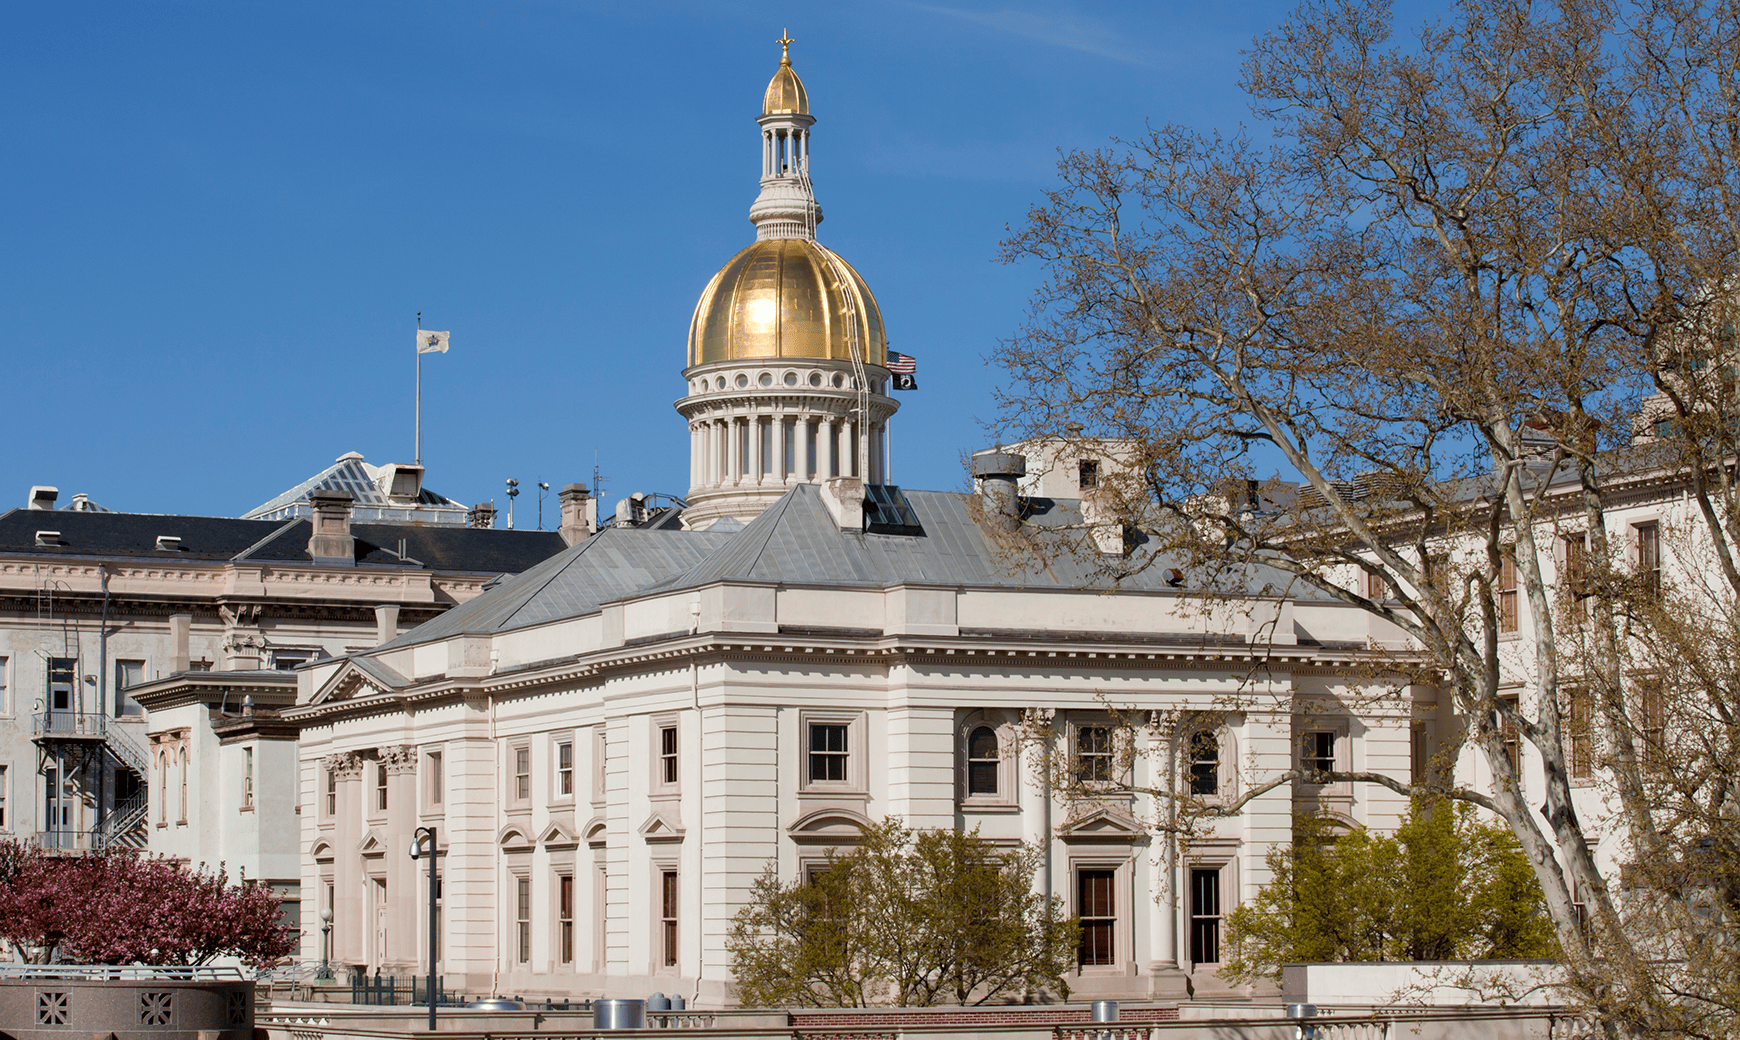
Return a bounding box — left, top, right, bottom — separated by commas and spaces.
900, 3, 1167, 67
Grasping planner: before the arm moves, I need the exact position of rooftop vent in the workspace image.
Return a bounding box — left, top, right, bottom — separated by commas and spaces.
28, 486, 58, 511
377, 463, 425, 502
155, 536, 183, 552
35, 530, 63, 547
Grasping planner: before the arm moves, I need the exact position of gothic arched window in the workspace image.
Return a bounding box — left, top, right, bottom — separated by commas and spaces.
966, 726, 999, 796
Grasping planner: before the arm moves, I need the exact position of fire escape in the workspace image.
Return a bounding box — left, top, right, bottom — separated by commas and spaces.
30, 584, 150, 853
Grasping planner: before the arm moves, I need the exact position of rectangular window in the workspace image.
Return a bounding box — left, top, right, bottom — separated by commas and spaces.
1075, 725, 1112, 783
114, 659, 146, 716
375, 762, 388, 812
514, 746, 531, 803
809, 724, 848, 783
516, 877, 531, 963
428, 751, 443, 806
661, 870, 679, 967
48, 658, 76, 713
1562, 534, 1589, 620
557, 741, 573, 797
660, 726, 678, 786
1303, 730, 1336, 776
1497, 554, 1518, 633
1498, 697, 1521, 773
1365, 569, 1391, 602
559, 875, 574, 964
1186, 730, 1219, 796
0, 764, 7, 829
1411, 722, 1429, 784
1637, 677, 1665, 775
0, 655, 8, 714
1077, 869, 1115, 966
1567, 688, 1593, 778
325, 768, 337, 816
242, 747, 254, 808
1189, 868, 1222, 964
1636, 523, 1661, 597
1077, 459, 1099, 490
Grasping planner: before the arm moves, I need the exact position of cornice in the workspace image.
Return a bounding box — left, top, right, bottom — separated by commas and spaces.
284, 628, 1414, 726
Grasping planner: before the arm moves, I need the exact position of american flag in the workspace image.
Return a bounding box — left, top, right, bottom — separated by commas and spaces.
886, 351, 917, 374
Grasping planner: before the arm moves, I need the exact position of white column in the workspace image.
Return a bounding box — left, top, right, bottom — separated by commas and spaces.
728, 419, 741, 485
750, 416, 764, 484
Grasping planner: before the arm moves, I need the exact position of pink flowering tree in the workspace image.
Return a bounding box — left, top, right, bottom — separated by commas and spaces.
0, 839, 294, 968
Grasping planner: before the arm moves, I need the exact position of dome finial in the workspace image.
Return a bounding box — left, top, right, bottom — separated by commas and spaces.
777, 28, 794, 65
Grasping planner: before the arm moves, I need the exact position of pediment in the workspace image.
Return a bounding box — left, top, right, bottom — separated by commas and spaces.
584, 817, 609, 848
539, 820, 578, 849
786, 807, 873, 845
310, 839, 334, 860
498, 824, 535, 852
308, 656, 407, 706
1058, 806, 1148, 845
357, 828, 386, 856
638, 812, 686, 845
310, 661, 380, 706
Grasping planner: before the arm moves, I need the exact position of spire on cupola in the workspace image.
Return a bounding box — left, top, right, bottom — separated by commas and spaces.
749, 30, 822, 241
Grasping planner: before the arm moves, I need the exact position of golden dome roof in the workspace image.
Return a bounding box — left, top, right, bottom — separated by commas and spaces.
688, 239, 887, 366
763, 57, 808, 116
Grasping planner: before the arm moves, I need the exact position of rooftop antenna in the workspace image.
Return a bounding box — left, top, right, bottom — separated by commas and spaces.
592, 454, 608, 508
505, 478, 520, 529
537, 481, 550, 530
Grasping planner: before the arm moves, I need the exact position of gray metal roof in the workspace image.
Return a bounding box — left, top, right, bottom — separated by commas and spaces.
243, 454, 466, 523
377, 526, 736, 647
648, 484, 1201, 593
381, 484, 1289, 651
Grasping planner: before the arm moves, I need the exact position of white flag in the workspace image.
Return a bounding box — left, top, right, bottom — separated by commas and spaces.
417, 330, 451, 354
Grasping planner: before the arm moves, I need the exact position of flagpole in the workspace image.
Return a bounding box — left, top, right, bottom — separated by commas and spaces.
415, 312, 423, 466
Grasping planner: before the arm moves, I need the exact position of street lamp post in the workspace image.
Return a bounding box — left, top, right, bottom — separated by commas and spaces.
317, 908, 333, 981
409, 827, 439, 1031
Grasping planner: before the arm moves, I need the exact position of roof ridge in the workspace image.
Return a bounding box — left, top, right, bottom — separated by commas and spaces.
231, 517, 305, 561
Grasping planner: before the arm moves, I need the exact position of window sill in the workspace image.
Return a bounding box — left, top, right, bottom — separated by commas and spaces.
505, 803, 533, 816
240, 805, 254, 813
959, 799, 1020, 813
649, 789, 681, 803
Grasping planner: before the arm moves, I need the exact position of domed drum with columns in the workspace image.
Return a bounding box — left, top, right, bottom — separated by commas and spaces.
677, 37, 899, 530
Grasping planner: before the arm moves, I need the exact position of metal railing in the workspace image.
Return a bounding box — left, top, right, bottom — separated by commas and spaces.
95, 788, 149, 851
102, 719, 151, 777
0, 963, 245, 980
32, 710, 109, 739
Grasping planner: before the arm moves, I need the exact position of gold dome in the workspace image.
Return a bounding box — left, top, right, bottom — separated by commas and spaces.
688, 239, 887, 366
763, 58, 808, 116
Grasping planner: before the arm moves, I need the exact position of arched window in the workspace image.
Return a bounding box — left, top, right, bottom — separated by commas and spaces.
1187, 730, 1220, 796
158, 751, 168, 824
966, 727, 999, 796
178, 748, 189, 822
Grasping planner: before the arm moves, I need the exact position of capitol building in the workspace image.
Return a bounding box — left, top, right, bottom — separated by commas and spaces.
281, 44, 1418, 1007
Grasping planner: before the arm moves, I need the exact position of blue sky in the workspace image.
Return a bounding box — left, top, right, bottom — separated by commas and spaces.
1, 1, 1435, 523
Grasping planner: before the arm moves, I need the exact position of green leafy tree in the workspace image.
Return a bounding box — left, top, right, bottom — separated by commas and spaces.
1224, 801, 1557, 984
727, 819, 1078, 1007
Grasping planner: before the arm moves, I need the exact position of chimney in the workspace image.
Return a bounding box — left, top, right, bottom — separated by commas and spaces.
820, 477, 867, 532
28, 486, 58, 511
169, 613, 191, 673
469, 502, 497, 529
971, 451, 1027, 533
308, 489, 356, 566
375, 604, 400, 645
558, 483, 595, 546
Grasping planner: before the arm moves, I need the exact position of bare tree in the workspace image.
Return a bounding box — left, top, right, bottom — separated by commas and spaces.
995, 1, 1740, 1035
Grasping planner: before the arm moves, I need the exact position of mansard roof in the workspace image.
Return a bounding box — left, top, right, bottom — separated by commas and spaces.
0, 507, 565, 574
